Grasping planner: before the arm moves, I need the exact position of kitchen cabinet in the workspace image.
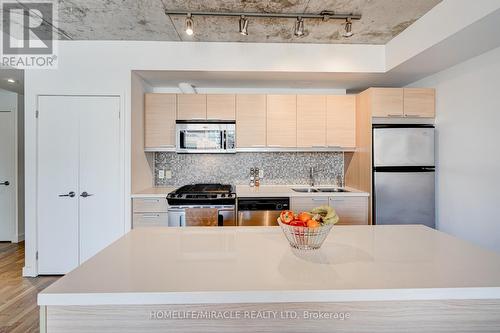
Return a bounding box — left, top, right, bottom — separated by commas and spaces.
236, 94, 267, 148
297, 95, 327, 147
132, 197, 169, 228
403, 88, 435, 118
267, 95, 297, 148
177, 94, 207, 120
326, 95, 356, 148
37, 96, 122, 274
371, 88, 404, 117
329, 197, 369, 225
207, 94, 236, 120
291, 196, 369, 225
291, 196, 330, 212
144, 94, 177, 149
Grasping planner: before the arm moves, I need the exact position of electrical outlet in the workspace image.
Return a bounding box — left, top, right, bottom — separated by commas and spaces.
165, 170, 172, 179
259, 169, 264, 178
158, 169, 165, 179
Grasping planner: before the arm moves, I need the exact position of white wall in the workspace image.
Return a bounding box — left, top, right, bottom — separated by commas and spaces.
408, 46, 500, 253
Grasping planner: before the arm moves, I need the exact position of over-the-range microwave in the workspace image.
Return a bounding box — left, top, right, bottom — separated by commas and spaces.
176, 120, 236, 153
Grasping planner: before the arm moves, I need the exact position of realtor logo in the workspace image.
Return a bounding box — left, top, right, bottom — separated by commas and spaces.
1, 0, 58, 68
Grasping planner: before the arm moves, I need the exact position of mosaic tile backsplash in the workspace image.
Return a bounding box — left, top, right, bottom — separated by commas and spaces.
155, 152, 344, 186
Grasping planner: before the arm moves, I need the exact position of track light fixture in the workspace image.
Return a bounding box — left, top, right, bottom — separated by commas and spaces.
185, 13, 194, 36
239, 15, 249, 35
165, 10, 362, 38
343, 17, 353, 37
294, 17, 304, 37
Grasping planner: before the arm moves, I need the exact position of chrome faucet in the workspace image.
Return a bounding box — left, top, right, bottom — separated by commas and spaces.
309, 166, 316, 187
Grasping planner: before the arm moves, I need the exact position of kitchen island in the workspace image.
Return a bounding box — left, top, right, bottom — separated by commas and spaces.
38, 226, 500, 332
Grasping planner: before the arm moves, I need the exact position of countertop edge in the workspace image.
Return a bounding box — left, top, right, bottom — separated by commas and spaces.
38, 287, 500, 306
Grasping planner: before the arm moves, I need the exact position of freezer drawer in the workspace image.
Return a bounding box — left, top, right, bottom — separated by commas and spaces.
373, 127, 435, 167
374, 171, 435, 228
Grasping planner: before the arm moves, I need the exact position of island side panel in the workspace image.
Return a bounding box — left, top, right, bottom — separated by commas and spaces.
46, 300, 500, 333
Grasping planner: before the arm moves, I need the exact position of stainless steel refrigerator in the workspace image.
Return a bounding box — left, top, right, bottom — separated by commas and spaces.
373, 125, 435, 228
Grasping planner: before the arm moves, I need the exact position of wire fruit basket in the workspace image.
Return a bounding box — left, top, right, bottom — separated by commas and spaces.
278, 219, 333, 250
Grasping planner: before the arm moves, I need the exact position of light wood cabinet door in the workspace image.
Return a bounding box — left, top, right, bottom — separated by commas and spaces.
266, 95, 297, 147
297, 95, 326, 147
207, 94, 236, 120
326, 95, 356, 148
329, 196, 368, 225
371, 88, 404, 117
291, 196, 330, 212
177, 94, 207, 120
404, 88, 435, 118
236, 95, 267, 148
144, 94, 176, 149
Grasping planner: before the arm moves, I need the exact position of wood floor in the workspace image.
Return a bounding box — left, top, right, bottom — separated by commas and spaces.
0, 242, 59, 333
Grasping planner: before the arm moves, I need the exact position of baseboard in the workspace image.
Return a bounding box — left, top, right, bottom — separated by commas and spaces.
23, 265, 38, 277
17, 233, 25, 242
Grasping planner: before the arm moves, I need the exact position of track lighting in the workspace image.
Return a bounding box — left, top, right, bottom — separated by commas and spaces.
343, 17, 353, 37
239, 15, 249, 35
165, 10, 361, 38
294, 17, 304, 37
185, 13, 194, 36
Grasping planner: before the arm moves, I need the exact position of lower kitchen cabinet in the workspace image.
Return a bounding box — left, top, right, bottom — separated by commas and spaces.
132, 197, 169, 227
291, 196, 330, 212
291, 196, 369, 225
329, 197, 369, 225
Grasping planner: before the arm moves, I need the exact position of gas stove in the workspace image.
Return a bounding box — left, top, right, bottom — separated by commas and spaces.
167, 183, 236, 206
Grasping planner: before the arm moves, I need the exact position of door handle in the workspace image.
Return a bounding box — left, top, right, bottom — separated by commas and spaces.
80, 191, 94, 198
59, 191, 76, 198
0, 181, 9, 186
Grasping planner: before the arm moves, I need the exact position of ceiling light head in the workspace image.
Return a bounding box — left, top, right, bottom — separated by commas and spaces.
294, 17, 304, 37
185, 13, 194, 36
239, 15, 249, 36
343, 17, 353, 37
6, 78, 16, 83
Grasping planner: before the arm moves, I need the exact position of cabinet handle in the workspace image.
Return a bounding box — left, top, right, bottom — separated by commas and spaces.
327, 146, 341, 149
387, 114, 402, 117
142, 214, 160, 218
312, 198, 328, 202
312, 145, 327, 148
405, 114, 421, 117
59, 191, 75, 198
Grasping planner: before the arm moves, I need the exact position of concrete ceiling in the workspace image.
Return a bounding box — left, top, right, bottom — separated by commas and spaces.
56, 0, 441, 44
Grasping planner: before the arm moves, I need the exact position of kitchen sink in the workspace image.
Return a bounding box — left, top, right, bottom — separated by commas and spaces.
291, 187, 349, 193
316, 188, 349, 193
291, 188, 319, 193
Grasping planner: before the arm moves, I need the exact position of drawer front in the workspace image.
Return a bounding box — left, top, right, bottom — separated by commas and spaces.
133, 213, 168, 228
132, 198, 168, 213
291, 196, 329, 212
329, 197, 368, 225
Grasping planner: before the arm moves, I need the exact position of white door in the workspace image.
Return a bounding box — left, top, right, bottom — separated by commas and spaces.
0, 110, 15, 242
78, 96, 122, 263
38, 97, 80, 274
37, 96, 122, 274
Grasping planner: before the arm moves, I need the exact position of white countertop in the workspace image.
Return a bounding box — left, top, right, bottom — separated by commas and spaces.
131, 185, 369, 198
235, 185, 369, 197
131, 187, 177, 198
38, 226, 500, 306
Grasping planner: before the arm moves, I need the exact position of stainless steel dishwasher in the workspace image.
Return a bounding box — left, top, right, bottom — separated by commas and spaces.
237, 197, 290, 226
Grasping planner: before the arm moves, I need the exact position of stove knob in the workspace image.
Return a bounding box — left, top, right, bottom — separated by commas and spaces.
276, 204, 283, 210
221, 194, 226, 198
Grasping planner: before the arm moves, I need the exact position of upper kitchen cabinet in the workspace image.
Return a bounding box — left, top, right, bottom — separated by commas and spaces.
177, 94, 207, 120
144, 93, 177, 149
371, 88, 404, 117
236, 94, 267, 148
403, 88, 435, 118
326, 95, 356, 148
297, 95, 327, 147
207, 94, 236, 120
267, 95, 297, 148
